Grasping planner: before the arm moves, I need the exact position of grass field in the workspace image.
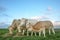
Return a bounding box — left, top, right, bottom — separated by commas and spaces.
0, 29, 60, 40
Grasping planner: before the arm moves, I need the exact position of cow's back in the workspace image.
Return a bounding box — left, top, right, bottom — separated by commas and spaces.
42, 21, 53, 29
32, 21, 53, 30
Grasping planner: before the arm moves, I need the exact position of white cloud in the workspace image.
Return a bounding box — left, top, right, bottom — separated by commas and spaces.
30, 16, 55, 24
47, 6, 52, 11
54, 21, 60, 26
0, 20, 10, 25
30, 16, 41, 19
30, 16, 49, 20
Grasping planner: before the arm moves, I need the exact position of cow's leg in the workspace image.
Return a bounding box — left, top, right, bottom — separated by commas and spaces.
22, 30, 25, 35
9, 30, 13, 34
9, 27, 13, 34
52, 28, 55, 34
49, 28, 51, 35
31, 31, 33, 36
43, 28, 45, 37
34, 32, 37, 36
27, 31, 29, 36
39, 31, 41, 36
17, 25, 21, 33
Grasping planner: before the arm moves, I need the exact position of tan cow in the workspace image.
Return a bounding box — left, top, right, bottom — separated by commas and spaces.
26, 21, 55, 37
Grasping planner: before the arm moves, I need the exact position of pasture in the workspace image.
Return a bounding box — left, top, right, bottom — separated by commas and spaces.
0, 29, 60, 40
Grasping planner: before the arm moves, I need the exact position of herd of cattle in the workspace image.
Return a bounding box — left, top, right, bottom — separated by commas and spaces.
6, 18, 55, 37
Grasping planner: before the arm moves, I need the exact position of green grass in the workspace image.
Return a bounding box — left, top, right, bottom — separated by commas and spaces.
0, 29, 60, 40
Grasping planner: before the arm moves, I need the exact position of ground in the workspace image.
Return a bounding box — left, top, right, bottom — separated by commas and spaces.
0, 29, 60, 40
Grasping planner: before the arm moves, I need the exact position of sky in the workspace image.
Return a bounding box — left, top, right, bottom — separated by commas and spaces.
0, 0, 60, 24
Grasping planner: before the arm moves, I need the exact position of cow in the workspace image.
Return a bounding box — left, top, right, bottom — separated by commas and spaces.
8, 19, 21, 35
17, 18, 27, 35
13, 18, 55, 37
26, 21, 55, 37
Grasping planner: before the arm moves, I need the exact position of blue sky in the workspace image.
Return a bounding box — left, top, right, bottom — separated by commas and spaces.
0, 0, 60, 24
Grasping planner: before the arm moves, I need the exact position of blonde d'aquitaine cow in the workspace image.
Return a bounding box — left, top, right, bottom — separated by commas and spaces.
8, 18, 27, 37
8, 19, 21, 35
26, 21, 55, 37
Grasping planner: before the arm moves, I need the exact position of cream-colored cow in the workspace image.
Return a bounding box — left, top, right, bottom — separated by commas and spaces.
8, 19, 21, 35
26, 21, 55, 37
17, 18, 27, 35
